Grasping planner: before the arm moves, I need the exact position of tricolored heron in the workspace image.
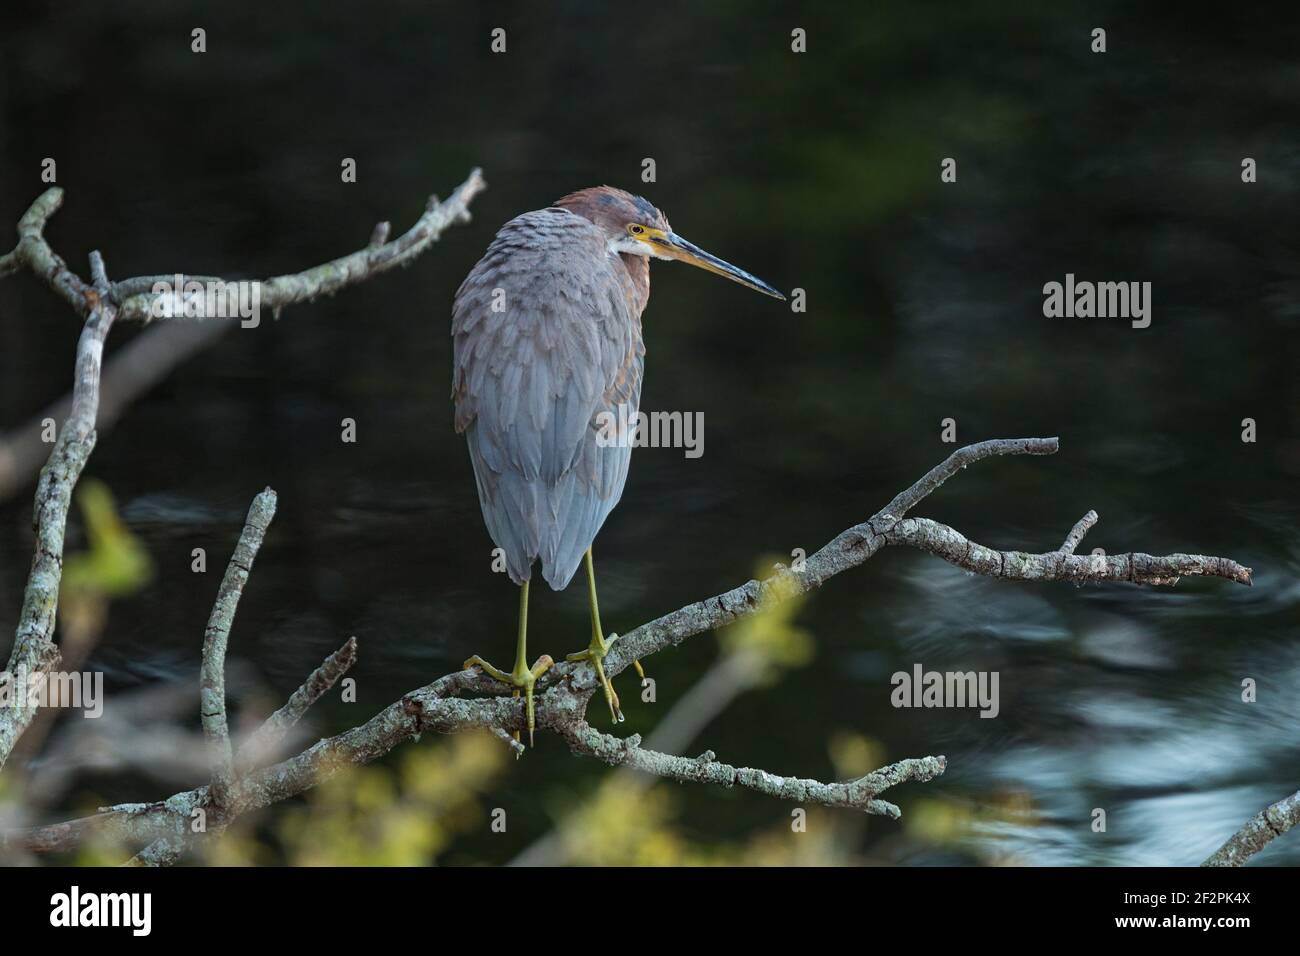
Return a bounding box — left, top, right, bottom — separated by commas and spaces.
452, 186, 784, 745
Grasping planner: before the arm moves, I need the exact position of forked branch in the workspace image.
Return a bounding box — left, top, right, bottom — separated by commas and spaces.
0, 178, 1270, 867
2, 437, 1253, 863
0, 171, 487, 772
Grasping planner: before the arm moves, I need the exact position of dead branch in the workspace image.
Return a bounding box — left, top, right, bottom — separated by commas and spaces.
1203, 788, 1300, 867
235, 636, 358, 772
112, 171, 485, 321
2, 436, 1253, 862
0, 253, 116, 770
0, 171, 487, 771
0, 175, 1266, 868
200, 488, 277, 809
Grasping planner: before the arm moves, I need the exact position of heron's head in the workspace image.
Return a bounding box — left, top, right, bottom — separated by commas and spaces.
553, 186, 785, 300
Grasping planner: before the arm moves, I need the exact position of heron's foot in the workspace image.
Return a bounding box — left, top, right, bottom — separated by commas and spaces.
567, 632, 639, 724
462, 653, 554, 751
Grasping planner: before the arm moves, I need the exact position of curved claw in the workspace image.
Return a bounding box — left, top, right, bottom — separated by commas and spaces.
512, 688, 524, 749
566, 632, 627, 725
524, 655, 554, 747
521, 687, 534, 748
591, 655, 623, 723
462, 653, 554, 750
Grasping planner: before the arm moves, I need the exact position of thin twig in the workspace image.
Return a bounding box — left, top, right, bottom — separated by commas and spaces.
113, 169, 486, 321
1059, 509, 1099, 554
235, 636, 358, 771
489, 727, 526, 756
0, 188, 93, 313
201, 489, 277, 808
888, 516, 1251, 586
562, 722, 946, 819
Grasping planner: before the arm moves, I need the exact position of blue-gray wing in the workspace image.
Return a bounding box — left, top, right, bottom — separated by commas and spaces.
452, 208, 644, 590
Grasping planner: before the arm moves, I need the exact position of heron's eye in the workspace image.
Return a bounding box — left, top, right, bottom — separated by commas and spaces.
628, 224, 645, 236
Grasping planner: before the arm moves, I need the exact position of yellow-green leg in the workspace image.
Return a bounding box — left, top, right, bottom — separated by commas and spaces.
565, 548, 645, 724
463, 579, 553, 750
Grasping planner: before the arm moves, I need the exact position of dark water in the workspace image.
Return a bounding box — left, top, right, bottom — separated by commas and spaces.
1, 2, 1297, 864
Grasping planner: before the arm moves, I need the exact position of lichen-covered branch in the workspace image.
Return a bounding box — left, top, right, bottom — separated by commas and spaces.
0, 172, 1266, 866
0, 173, 486, 771
113, 169, 486, 321
125, 835, 186, 868
561, 721, 946, 819
0, 188, 93, 313
236, 636, 358, 771
1202, 788, 1300, 867
0, 256, 117, 770
0, 170, 487, 501
201, 488, 277, 807
580, 438, 1250, 693
2, 436, 1253, 864
1059, 509, 1099, 554
510, 647, 776, 865
1, 171, 487, 324
489, 726, 527, 756
886, 516, 1253, 587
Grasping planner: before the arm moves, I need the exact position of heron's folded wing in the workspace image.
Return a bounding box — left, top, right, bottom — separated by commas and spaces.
451, 208, 645, 587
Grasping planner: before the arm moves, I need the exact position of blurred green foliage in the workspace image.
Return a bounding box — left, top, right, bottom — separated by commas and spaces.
60, 479, 154, 636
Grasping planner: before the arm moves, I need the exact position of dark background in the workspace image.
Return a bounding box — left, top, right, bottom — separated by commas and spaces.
1, 1, 1297, 864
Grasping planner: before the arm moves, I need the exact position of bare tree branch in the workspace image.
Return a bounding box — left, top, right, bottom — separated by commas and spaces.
578, 439, 1250, 698
489, 727, 527, 756
886, 515, 1252, 587
0, 172, 488, 771
2, 435, 1254, 863
0, 188, 93, 314
0, 257, 116, 770
112, 169, 486, 321
1059, 509, 1099, 554
560, 721, 946, 818
201, 488, 277, 808
1203, 788, 1300, 867
235, 636, 358, 771
6, 810, 116, 853
0, 160, 1262, 867
511, 643, 772, 865
125, 835, 185, 867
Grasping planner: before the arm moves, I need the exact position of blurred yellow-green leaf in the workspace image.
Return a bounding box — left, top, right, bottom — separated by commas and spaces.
61, 479, 154, 603
717, 561, 814, 681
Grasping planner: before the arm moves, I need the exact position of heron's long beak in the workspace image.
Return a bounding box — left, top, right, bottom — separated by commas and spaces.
653, 231, 785, 300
